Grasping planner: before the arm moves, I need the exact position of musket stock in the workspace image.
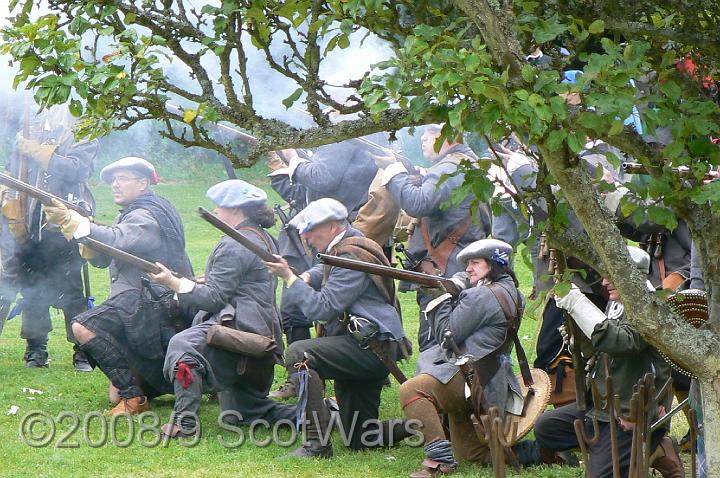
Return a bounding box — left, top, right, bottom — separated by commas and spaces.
80, 237, 184, 279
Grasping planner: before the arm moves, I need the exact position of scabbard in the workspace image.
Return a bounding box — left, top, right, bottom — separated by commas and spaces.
382, 356, 408, 384
367, 338, 407, 384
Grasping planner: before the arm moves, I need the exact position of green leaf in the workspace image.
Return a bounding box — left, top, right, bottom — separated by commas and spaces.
567, 130, 585, 153
464, 54, 481, 72
608, 119, 625, 136
661, 80, 681, 101
521, 64, 535, 83
690, 180, 720, 205
547, 129, 567, 152
554, 281, 571, 297
663, 141, 684, 160
469, 78, 485, 95
514, 89, 529, 101
68, 99, 83, 117
588, 19, 605, 34
282, 87, 303, 109
647, 205, 678, 231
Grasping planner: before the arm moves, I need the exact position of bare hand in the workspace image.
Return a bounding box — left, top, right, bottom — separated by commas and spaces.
369, 151, 396, 169
148, 262, 180, 291
705, 170, 720, 185
263, 254, 294, 281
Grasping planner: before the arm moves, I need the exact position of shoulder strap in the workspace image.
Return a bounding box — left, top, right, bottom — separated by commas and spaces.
325, 236, 397, 307
237, 226, 275, 254
487, 282, 533, 386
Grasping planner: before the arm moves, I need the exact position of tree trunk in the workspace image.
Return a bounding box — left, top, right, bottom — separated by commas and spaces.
701, 376, 720, 476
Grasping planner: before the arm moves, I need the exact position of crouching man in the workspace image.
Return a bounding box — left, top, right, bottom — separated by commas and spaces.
264, 198, 412, 458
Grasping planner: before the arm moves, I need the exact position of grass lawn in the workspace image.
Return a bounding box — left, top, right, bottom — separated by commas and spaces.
0, 174, 684, 477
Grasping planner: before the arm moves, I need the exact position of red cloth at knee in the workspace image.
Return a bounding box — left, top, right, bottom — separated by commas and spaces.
176, 362, 195, 389
401, 392, 437, 411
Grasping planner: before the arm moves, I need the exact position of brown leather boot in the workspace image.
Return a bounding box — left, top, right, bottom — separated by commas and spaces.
111, 396, 150, 415
161, 423, 200, 439
650, 436, 685, 478
269, 378, 297, 400
409, 459, 457, 478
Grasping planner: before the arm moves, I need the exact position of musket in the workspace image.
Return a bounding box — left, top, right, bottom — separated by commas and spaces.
348, 137, 421, 176
79, 237, 184, 278
165, 103, 258, 146
273, 204, 313, 269
650, 397, 689, 433
317, 253, 460, 297
166, 103, 253, 180
0, 172, 92, 217
621, 161, 715, 181
198, 207, 301, 275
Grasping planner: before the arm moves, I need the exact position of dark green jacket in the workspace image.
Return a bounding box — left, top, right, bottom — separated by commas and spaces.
589, 302, 672, 424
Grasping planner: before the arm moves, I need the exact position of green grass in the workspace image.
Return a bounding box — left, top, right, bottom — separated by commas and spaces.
0, 179, 684, 477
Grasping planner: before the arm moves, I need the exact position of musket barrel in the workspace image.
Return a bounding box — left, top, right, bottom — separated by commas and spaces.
0, 172, 91, 217
317, 253, 456, 293
198, 207, 300, 274
348, 137, 419, 176
165, 103, 258, 145
621, 161, 714, 180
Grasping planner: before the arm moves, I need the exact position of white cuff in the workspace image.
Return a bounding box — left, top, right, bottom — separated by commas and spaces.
424, 293, 453, 314
267, 168, 290, 177
381, 161, 408, 186
288, 155, 309, 181
177, 277, 196, 294
563, 293, 607, 338
603, 186, 628, 214
72, 217, 92, 239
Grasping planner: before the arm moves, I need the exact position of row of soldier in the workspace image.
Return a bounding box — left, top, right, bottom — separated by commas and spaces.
0, 103, 702, 477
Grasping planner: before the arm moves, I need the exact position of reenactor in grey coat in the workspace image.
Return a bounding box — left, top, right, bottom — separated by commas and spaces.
265, 198, 411, 457
0, 104, 97, 370
400, 239, 525, 477
278, 142, 378, 218
149, 180, 294, 437
382, 124, 491, 352
267, 137, 383, 398
486, 143, 538, 248
44, 157, 193, 415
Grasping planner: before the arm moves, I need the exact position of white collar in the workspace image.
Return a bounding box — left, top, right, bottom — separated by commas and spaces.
326, 229, 347, 252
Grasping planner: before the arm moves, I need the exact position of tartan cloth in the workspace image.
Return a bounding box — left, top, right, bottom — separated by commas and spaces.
76, 289, 173, 398
690, 379, 706, 478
